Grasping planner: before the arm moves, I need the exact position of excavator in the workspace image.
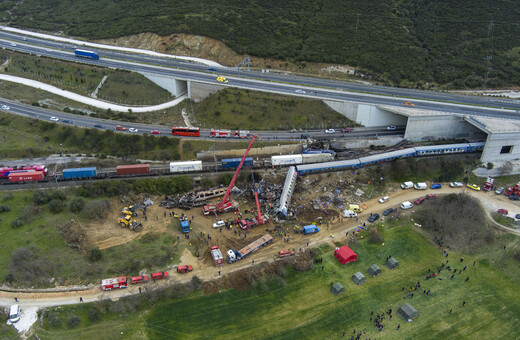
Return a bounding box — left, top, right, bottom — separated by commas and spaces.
203, 135, 257, 215
121, 205, 138, 217
118, 214, 143, 232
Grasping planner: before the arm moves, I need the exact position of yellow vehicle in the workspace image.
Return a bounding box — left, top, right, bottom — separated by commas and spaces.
216, 76, 228, 83
118, 215, 143, 232
466, 183, 481, 191
349, 204, 362, 213
403, 101, 415, 107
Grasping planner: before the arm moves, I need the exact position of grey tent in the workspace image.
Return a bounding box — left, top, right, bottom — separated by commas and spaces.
368, 264, 382, 277
386, 257, 399, 270
397, 303, 418, 321
330, 282, 346, 296
352, 272, 366, 285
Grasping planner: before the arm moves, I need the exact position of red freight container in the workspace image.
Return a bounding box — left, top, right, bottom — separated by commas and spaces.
8, 171, 45, 183
116, 164, 150, 176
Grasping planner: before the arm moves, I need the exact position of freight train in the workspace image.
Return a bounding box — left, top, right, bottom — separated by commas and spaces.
0, 142, 485, 184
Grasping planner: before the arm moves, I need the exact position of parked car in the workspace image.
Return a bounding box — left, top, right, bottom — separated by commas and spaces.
177, 265, 193, 273
150, 130, 160, 135
341, 128, 352, 133
402, 101, 415, 107
430, 184, 442, 189
515, 214, 520, 220
368, 214, 380, 223
278, 249, 295, 258
378, 196, 390, 204
426, 194, 438, 199
115, 125, 126, 131
94, 124, 104, 129
401, 201, 413, 209
50, 116, 59, 121
295, 89, 306, 94
325, 129, 335, 134
130, 275, 149, 284
1, 105, 9, 110
62, 119, 70, 124
497, 209, 509, 215
414, 197, 425, 205
510, 195, 520, 201
386, 125, 396, 131
450, 182, 464, 187
496, 187, 504, 195
213, 220, 226, 229
9, 305, 20, 323
382, 208, 394, 216
466, 183, 481, 191
128, 128, 138, 133
151, 271, 169, 280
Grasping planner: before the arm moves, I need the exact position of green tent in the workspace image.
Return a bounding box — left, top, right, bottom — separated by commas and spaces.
368, 264, 382, 277
386, 257, 399, 269
352, 272, 366, 285
330, 282, 346, 296
397, 303, 418, 321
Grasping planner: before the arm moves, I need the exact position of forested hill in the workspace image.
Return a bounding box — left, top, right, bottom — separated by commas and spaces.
2, 0, 520, 88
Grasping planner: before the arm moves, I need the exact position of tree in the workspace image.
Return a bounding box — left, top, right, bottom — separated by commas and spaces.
69, 197, 85, 213
33, 191, 50, 205
87, 247, 103, 262
49, 199, 65, 213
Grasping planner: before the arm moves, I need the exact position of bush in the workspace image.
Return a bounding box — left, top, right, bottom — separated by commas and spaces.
2, 193, 13, 201
69, 197, 85, 213
11, 217, 24, 229
49, 199, 65, 213
51, 190, 66, 201
487, 162, 494, 170
88, 307, 101, 322
82, 199, 110, 220
87, 247, 103, 262
369, 227, 383, 243
67, 315, 80, 328
0, 204, 10, 212
33, 191, 51, 205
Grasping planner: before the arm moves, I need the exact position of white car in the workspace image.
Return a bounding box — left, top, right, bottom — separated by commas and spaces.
386, 125, 397, 131
10, 43, 16, 47
295, 89, 306, 94
325, 129, 335, 134
378, 196, 390, 204
213, 220, 226, 229
449, 182, 463, 187
50, 116, 59, 121
128, 128, 139, 133
1, 105, 9, 110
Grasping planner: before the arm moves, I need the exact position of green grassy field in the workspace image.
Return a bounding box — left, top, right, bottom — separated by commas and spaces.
0, 190, 182, 287
34, 220, 520, 339
192, 88, 354, 130
1, 51, 172, 105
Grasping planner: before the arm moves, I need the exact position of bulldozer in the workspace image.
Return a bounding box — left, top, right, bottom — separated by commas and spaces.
121, 205, 138, 217
117, 215, 143, 232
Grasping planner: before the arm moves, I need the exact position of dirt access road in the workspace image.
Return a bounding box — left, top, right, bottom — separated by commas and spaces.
1, 184, 518, 310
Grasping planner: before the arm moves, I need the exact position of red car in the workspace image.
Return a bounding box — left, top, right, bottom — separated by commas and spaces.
115, 125, 126, 131
497, 209, 509, 215
130, 275, 149, 284
278, 249, 296, 258
150, 130, 160, 135
414, 197, 425, 205
177, 265, 193, 273
341, 128, 352, 133
151, 271, 169, 280
426, 194, 438, 199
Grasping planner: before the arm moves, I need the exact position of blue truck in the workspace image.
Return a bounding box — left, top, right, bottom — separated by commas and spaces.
180, 220, 190, 233
62, 167, 97, 179
74, 49, 99, 60
302, 224, 320, 235
221, 157, 253, 169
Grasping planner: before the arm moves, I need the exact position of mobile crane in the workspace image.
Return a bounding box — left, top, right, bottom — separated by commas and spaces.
202, 135, 257, 215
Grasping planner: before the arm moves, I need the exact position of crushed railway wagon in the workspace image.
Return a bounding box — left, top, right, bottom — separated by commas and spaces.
169, 161, 202, 173
271, 153, 333, 166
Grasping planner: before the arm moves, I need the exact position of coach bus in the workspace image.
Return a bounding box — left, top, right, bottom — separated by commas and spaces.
172, 127, 200, 137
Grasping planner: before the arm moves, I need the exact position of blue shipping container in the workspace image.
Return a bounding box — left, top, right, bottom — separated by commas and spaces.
62, 167, 97, 179
221, 157, 253, 169
74, 49, 99, 60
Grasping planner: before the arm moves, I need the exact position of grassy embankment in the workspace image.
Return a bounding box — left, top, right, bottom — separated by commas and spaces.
34, 220, 520, 339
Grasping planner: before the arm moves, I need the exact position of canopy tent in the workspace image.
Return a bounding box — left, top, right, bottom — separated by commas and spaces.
334, 246, 358, 264
386, 257, 399, 269
398, 303, 418, 321
368, 264, 382, 277
330, 282, 346, 296
352, 272, 366, 285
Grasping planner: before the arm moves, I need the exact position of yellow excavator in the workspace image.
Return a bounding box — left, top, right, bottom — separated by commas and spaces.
121, 205, 138, 217
117, 215, 143, 232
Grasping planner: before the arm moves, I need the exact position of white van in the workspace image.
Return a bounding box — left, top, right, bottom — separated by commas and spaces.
401, 201, 413, 210
342, 210, 357, 218
212, 220, 226, 229
401, 181, 414, 189
9, 304, 20, 323
414, 182, 427, 190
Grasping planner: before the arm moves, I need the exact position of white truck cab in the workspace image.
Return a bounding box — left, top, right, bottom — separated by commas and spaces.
10, 304, 20, 323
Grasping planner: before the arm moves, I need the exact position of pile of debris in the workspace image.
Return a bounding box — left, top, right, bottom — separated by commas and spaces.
161, 186, 228, 210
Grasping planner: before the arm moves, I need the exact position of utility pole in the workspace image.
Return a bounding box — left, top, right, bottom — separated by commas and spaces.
484, 18, 495, 86
355, 14, 360, 32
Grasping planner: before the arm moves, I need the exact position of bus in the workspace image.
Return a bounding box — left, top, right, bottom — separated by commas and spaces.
172, 127, 200, 137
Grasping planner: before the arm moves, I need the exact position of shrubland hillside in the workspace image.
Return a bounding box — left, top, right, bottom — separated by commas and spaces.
3, 0, 520, 88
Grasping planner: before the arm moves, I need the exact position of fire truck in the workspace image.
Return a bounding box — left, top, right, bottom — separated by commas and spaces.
234, 130, 250, 138
101, 277, 128, 290
210, 129, 231, 138
211, 246, 224, 266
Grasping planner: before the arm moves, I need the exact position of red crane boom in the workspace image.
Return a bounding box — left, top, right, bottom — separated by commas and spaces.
203, 135, 257, 215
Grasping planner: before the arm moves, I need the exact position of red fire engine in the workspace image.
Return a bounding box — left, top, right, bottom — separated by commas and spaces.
101, 276, 128, 290
210, 129, 231, 138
